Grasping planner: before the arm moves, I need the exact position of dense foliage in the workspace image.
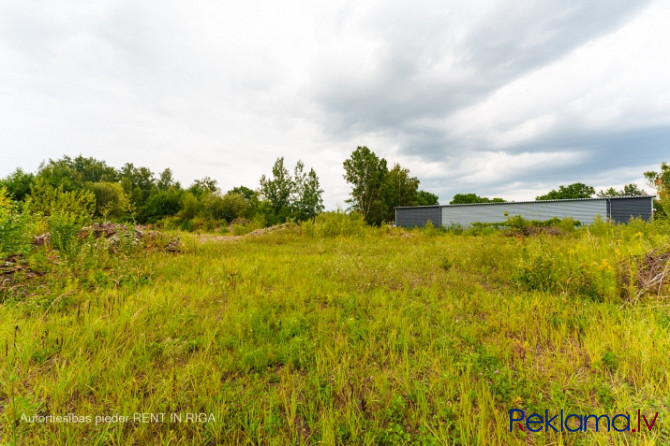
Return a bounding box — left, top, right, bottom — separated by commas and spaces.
450, 193, 505, 204
535, 182, 596, 200
342, 146, 438, 225
0, 155, 327, 232
1, 155, 667, 230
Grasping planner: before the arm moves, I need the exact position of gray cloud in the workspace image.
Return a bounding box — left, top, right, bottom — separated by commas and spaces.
312, 1, 652, 139
422, 124, 670, 202
1, 0, 668, 208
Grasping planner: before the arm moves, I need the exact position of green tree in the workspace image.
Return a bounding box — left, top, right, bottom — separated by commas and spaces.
450, 193, 505, 204
220, 192, 250, 222
88, 182, 134, 219
536, 183, 594, 200
596, 183, 646, 198
227, 186, 259, 219
28, 177, 95, 217
119, 163, 156, 210
644, 162, 670, 217
260, 157, 295, 221
177, 191, 201, 221
293, 161, 324, 221
228, 185, 256, 201
69, 155, 119, 183
343, 146, 389, 225
416, 190, 439, 206
36, 155, 118, 192
35, 158, 83, 192
188, 177, 219, 197
383, 163, 419, 221
0, 168, 34, 201
157, 168, 180, 191
141, 190, 181, 223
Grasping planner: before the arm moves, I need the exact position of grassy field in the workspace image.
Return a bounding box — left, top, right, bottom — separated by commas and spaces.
1, 217, 669, 445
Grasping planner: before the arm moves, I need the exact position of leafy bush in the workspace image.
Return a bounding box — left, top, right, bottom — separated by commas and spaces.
514, 251, 558, 292
179, 218, 196, 232
0, 168, 34, 201
87, 182, 134, 219
301, 211, 367, 237
28, 177, 95, 217
141, 190, 181, 223
0, 188, 32, 256
505, 214, 531, 233
468, 221, 502, 236
444, 222, 464, 234
220, 192, 250, 222
48, 212, 90, 256
232, 222, 251, 236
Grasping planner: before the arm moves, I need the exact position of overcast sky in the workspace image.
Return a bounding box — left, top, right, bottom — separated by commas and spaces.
2, 0, 669, 207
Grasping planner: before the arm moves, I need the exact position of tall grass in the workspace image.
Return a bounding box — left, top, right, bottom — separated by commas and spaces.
1, 217, 669, 444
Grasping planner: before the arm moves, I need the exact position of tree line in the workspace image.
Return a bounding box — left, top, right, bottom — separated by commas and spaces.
449, 182, 647, 204
2, 150, 669, 228
0, 155, 323, 231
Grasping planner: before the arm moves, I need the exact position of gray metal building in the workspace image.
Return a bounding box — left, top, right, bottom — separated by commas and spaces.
395, 196, 655, 228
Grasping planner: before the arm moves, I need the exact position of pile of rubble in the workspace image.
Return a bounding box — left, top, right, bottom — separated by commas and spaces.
1, 254, 42, 277
33, 222, 181, 252
1, 254, 43, 293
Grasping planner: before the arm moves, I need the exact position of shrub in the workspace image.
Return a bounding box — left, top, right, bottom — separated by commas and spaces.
48, 212, 90, 255
514, 251, 557, 292
87, 182, 134, 219
514, 241, 621, 302
0, 188, 32, 257
178, 191, 200, 221
504, 214, 531, 234
179, 218, 196, 232
0, 168, 34, 201
28, 177, 95, 217
301, 211, 367, 237
422, 220, 438, 236
199, 192, 225, 220
141, 190, 181, 223
232, 222, 251, 236
444, 222, 464, 234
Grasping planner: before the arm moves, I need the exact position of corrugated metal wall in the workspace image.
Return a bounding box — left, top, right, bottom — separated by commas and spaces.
609, 197, 653, 223
395, 206, 441, 228
441, 200, 608, 227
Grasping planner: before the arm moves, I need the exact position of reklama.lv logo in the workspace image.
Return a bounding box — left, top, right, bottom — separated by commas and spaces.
510, 409, 659, 433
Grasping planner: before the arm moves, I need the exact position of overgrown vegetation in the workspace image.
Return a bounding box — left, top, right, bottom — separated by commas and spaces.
0, 155, 325, 232
1, 188, 669, 444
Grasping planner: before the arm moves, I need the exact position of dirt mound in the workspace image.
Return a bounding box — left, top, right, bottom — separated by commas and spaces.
199, 223, 301, 243
246, 222, 300, 237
